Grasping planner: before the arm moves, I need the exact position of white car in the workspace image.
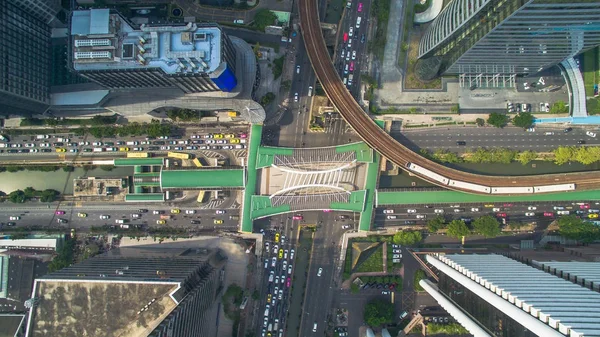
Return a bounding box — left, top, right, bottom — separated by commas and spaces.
586, 131, 597, 138
185, 210, 195, 214
100, 215, 110, 220
216, 210, 225, 214
383, 209, 394, 214
544, 102, 550, 112
290, 249, 295, 260
416, 214, 426, 219
526, 127, 535, 132
348, 27, 353, 37
222, 145, 233, 150
352, 50, 356, 60
93, 142, 102, 146
317, 268, 323, 276
294, 92, 299, 102
271, 257, 277, 267
525, 212, 535, 217
471, 207, 480, 212
24, 143, 35, 148
493, 208, 501, 212
296, 65, 300, 74
39, 143, 50, 147
69, 149, 78, 153
434, 209, 444, 214
288, 265, 292, 274
407, 209, 416, 213
528, 206, 537, 210
386, 215, 397, 220
557, 210, 570, 215
9, 216, 20, 221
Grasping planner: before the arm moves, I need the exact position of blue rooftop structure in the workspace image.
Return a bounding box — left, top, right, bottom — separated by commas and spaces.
534, 116, 600, 125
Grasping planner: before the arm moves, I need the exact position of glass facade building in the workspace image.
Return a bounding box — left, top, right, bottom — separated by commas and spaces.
0, 2, 53, 115
418, 0, 600, 77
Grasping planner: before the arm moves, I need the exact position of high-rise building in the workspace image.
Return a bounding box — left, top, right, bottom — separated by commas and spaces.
69, 9, 238, 94
0, 2, 55, 115
25, 247, 227, 337
422, 254, 600, 337
417, 0, 600, 79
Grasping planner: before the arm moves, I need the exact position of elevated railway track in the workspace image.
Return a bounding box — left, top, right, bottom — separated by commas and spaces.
298, 0, 599, 195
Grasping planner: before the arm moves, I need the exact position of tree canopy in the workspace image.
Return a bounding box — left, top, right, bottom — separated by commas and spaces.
550, 100, 568, 114
446, 220, 470, 239
392, 230, 422, 246
253, 9, 277, 32
364, 299, 395, 327
487, 112, 509, 128
427, 216, 446, 233
512, 111, 534, 128
472, 215, 501, 238
557, 215, 600, 243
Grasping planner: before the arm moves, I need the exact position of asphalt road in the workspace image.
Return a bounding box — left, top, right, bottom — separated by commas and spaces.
396, 126, 600, 152
0, 202, 240, 231
374, 200, 600, 227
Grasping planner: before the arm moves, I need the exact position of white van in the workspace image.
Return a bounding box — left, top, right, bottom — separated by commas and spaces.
93, 148, 104, 152
308, 86, 313, 96
115, 219, 125, 224
312, 322, 318, 332
356, 16, 362, 28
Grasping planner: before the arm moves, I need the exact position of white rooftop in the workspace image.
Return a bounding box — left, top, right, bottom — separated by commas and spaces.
434, 254, 600, 337
70, 9, 222, 74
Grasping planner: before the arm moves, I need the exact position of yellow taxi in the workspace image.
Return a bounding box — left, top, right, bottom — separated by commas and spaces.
170, 209, 180, 214
275, 233, 280, 243
214, 134, 224, 139
157, 219, 166, 225
484, 204, 494, 208
589, 213, 599, 219
267, 294, 272, 303
230, 138, 240, 144
77, 213, 87, 218
56, 148, 66, 152
119, 147, 129, 152
224, 134, 236, 139
214, 219, 223, 224
278, 249, 284, 259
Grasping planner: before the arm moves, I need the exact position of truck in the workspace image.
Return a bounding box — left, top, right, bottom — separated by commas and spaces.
0, 143, 7, 148
0, 134, 8, 142
120, 224, 130, 229
57, 138, 70, 142
348, 74, 354, 85
273, 319, 279, 331
126, 141, 139, 146
36, 135, 49, 139
160, 214, 172, 220
93, 148, 104, 152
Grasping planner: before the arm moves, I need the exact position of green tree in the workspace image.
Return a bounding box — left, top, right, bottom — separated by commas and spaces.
8, 190, 26, 203
550, 100, 568, 114
475, 118, 485, 127
252, 9, 277, 32
260, 92, 276, 106
512, 111, 534, 128
252, 290, 260, 300
516, 150, 538, 165
427, 216, 445, 233
392, 230, 422, 246
553, 146, 576, 165
281, 80, 292, 90
363, 299, 394, 327
557, 215, 600, 243
446, 220, 470, 238
351, 283, 360, 294
413, 269, 427, 292
473, 215, 501, 238
487, 112, 509, 128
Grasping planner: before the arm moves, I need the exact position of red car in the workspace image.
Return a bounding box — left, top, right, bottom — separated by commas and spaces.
358, 2, 363, 12
496, 213, 507, 218
343, 32, 348, 43
544, 212, 554, 217
503, 203, 513, 207
292, 215, 303, 220
580, 204, 590, 209
239, 133, 247, 138
55, 210, 65, 215
286, 277, 291, 287
323, 209, 332, 213
349, 61, 354, 72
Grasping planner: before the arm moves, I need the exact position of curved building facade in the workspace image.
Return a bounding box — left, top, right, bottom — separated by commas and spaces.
418, 0, 600, 77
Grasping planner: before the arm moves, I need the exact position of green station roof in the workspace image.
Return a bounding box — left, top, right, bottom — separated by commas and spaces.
160, 169, 244, 189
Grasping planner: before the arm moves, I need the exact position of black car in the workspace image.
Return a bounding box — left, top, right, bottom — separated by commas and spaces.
7, 149, 18, 153
138, 209, 148, 213
19, 149, 30, 153
578, 140, 586, 144
57, 218, 68, 223
153, 141, 165, 145
41, 149, 52, 153
83, 148, 93, 152
148, 146, 160, 151
53, 142, 64, 146
456, 141, 466, 145
564, 127, 573, 133
190, 220, 201, 224
7, 222, 16, 226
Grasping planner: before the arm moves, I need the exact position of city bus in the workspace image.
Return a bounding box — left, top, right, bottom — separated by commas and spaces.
168, 152, 190, 160
127, 152, 149, 158
192, 158, 202, 167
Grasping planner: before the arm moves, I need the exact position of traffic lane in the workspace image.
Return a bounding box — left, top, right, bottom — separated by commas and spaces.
0, 208, 239, 229
222, 27, 284, 46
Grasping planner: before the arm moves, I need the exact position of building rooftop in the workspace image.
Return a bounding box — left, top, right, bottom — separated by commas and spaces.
433, 254, 600, 337
0, 314, 26, 337
70, 9, 222, 74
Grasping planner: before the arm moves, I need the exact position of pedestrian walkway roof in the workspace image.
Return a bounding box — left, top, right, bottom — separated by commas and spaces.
376, 189, 600, 205
160, 169, 244, 189
241, 124, 263, 233
125, 193, 165, 202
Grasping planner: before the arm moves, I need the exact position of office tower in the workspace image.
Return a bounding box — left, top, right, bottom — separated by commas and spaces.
422, 254, 600, 337
417, 0, 600, 80
25, 247, 227, 337
69, 9, 238, 94
0, 2, 55, 115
